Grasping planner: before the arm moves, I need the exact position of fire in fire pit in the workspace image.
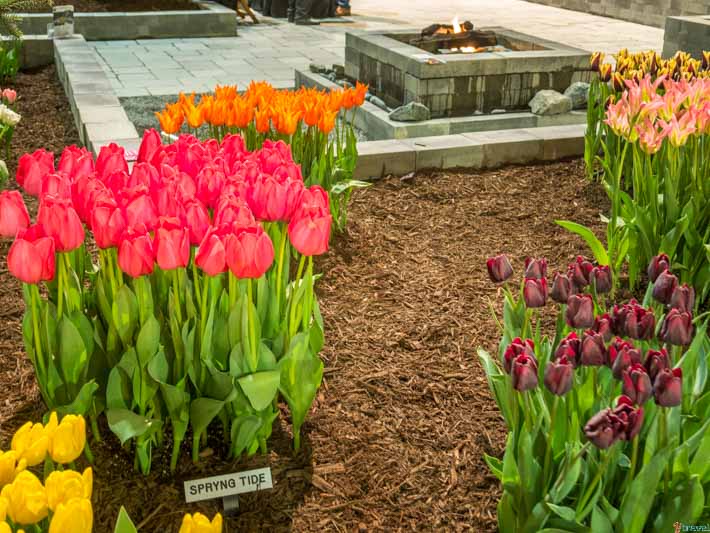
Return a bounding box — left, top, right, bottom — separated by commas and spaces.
414, 16, 511, 55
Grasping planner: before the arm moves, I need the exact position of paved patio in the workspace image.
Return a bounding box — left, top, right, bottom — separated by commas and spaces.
91, 0, 663, 97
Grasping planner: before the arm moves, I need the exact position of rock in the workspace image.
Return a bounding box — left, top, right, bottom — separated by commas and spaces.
309, 63, 329, 74
388, 102, 430, 122
564, 81, 590, 109
326, 72, 337, 82
332, 64, 345, 78
368, 95, 388, 111
473, 110, 484, 116
528, 90, 573, 115
490, 108, 506, 114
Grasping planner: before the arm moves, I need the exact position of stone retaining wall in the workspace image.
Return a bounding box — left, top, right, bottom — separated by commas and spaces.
663, 15, 710, 58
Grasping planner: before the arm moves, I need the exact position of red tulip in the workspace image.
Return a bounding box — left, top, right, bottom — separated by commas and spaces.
617, 300, 655, 340
504, 337, 536, 374
644, 348, 670, 382
90, 202, 126, 249
214, 195, 255, 228
661, 308, 693, 345
670, 284, 695, 313
609, 337, 641, 379
288, 206, 331, 257
524, 257, 547, 279
550, 272, 572, 303
581, 330, 607, 366
224, 224, 274, 279
593, 313, 614, 342
95, 143, 128, 182
72, 176, 111, 223
137, 128, 163, 165
555, 332, 581, 366
298, 184, 329, 213
523, 277, 547, 308
622, 363, 652, 404
544, 354, 574, 396
196, 164, 225, 208
16, 148, 55, 196
196, 225, 228, 276
7, 224, 55, 283
568, 255, 593, 288
647, 253, 670, 282
652, 269, 678, 305
584, 408, 618, 449
511, 354, 538, 392
565, 293, 594, 329
249, 177, 304, 222
37, 195, 85, 252
612, 395, 644, 441
154, 217, 190, 270
117, 230, 154, 278
591, 265, 612, 293
121, 186, 158, 233
182, 200, 211, 246
653, 367, 682, 407
0, 190, 30, 237
486, 254, 513, 283
58, 145, 94, 181
128, 162, 160, 190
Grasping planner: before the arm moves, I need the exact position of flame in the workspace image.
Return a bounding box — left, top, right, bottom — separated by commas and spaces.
460, 46, 476, 53
452, 15, 462, 33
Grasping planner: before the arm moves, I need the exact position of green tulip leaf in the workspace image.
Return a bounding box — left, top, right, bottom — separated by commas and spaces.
522, 502, 550, 533
147, 350, 170, 385
484, 453, 503, 481
106, 408, 162, 445
230, 415, 262, 457
69, 311, 94, 363
114, 506, 138, 533
549, 444, 582, 503
112, 284, 138, 346
205, 366, 236, 402
238, 370, 281, 411
555, 220, 609, 266
652, 475, 704, 532
227, 304, 242, 350
58, 315, 87, 386
501, 432, 520, 494
190, 397, 226, 438
547, 504, 576, 523
55, 380, 98, 416
591, 506, 613, 533
497, 492, 516, 533
43, 301, 58, 358
689, 428, 710, 482
617, 447, 671, 533
136, 315, 161, 367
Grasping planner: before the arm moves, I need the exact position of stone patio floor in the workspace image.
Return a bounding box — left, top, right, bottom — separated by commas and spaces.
91, 0, 663, 97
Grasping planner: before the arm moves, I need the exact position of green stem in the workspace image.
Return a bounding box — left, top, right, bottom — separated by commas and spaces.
30, 286, 49, 401
577, 449, 611, 514
274, 226, 288, 316
172, 270, 183, 325
56, 252, 64, 318
543, 396, 559, 485
301, 256, 314, 331
192, 431, 201, 462
659, 408, 669, 494
247, 278, 258, 371
288, 255, 307, 340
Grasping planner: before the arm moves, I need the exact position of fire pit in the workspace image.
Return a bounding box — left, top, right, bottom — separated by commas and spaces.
345, 24, 592, 117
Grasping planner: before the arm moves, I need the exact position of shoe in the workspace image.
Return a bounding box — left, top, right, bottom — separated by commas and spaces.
294, 18, 320, 25
335, 6, 351, 16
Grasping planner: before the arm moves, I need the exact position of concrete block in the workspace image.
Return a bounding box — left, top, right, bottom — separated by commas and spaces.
529, 124, 586, 159
354, 140, 415, 178
401, 134, 485, 170
84, 121, 139, 143
463, 129, 544, 168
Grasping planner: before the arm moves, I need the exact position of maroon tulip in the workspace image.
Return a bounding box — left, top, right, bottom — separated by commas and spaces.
544, 354, 574, 396
523, 277, 547, 308
622, 363, 652, 404
7, 224, 56, 284
90, 203, 126, 249
653, 367, 682, 407
593, 313, 614, 342
661, 309, 693, 346
609, 338, 641, 379
0, 190, 30, 238
37, 195, 85, 252
647, 253, 670, 282
95, 143, 128, 182
612, 395, 644, 441
565, 293, 594, 329
511, 354, 538, 392
224, 224, 275, 279
486, 254, 513, 283
16, 148, 55, 197
591, 265, 612, 293
584, 408, 618, 449
504, 337, 536, 374
550, 272, 573, 303
555, 332, 581, 367
288, 206, 331, 257
568, 255, 593, 287
652, 269, 678, 305
524, 257, 547, 279
581, 330, 607, 366
644, 348, 670, 382
118, 231, 154, 278
154, 217, 190, 271
670, 284, 695, 314
624, 301, 656, 340
195, 225, 227, 276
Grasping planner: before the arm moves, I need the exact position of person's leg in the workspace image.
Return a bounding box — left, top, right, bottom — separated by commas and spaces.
294, 0, 320, 24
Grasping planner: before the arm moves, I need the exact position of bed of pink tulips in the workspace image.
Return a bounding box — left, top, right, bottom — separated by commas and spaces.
0, 129, 329, 474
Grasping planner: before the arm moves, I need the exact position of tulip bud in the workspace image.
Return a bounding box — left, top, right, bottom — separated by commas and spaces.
486, 254, 513, 283
37, 195, 85, 252
137, 128, 163, 165
95, 143, 128, 182
524, 257, 547, 279
154, 217, 190, 271
511, 354, 538, 392
612, 395, 644, 440
612, 72, 625, 92
670, 284, 695, 313
568, 256, 593, 288
90, 203, 126, 249
16, 148, 55, 197
48, 497, 93, 533
523, 277, 547, 308
288, 205, 331, 257
609, 337, 641, 379
591, 265, 612, 293
599, 63, 612, 82
0, 190, 30, 238
623, 301, 656, 340
554, 332, 581, 367
7, 225, 56, 284
179, 512, 223, 533
590, 51, 604, 71
644, 348, 670, 382
45, 468, 92, 511
58, 145, 94, 181
565, 293, 594, 329
584, 408, 617, 449
622, 363, 652, 404
550, 272, 572, 303
2, 88, 17, 104
48, 414, 86, 465
225, 224, 275, 279
581, 330, 607, 366
0, 471, 48, 525
503, 337, 535, 373
652, 269, 678, 305
653, 367, 682, 407
593, 313, 614, 342
661, 308, 693, 346
118, 231, 154, 278
647, 254, 670, 282
544, 354, 574, 396
11, 421, 48, 467
195, 225, 227, 276
0, 450, 26, 486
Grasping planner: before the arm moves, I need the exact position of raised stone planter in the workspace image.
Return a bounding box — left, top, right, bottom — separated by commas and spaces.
663, 15, 710, 59
1, 35, 53, 68
17, 0, 236, 41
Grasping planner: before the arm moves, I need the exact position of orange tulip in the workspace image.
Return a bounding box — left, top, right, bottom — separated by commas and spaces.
255, 108, 271, 133
230, 97, 254, 129
185, 103, 203, 129
317, 109, 337, 134
353, 82, 368, 106
214, 84, 237, 101
155, 108, 183, 134
275, 108, 300, 136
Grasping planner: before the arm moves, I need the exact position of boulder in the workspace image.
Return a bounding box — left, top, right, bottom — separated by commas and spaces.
388, 102, 430, 122
309, 63, 329, 74
367, 95, 388, 111
528, 90, 573, 115
564, 82, 590, 109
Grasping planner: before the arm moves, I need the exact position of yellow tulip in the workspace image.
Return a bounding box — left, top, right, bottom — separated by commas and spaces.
0, 471, 48, 525
11, 422, 48, 467
48, 415, 86, 464
0, 496, 7, 521
0, 450, 26, 487
49, 497, 92, 533
179, 512, 223, 533
0, 522, 10, 533
45, 467, 92, 511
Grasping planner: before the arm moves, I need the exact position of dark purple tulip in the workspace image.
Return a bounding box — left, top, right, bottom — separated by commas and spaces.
652, 269, 678, 305
544, 354, 574, 396
653, 367, 682, 407
661, 309, 693, 346
644, 348, 670, 382
622, 363, 652, 404
609, 338, 641, 379
670, 284, 695, 313
625, 302, 656, 340
584, 408, 618, 449
511, 354, 539, 392
593, 313, 614, 342
524, 257, 547, 279
568, 255, 593, 288
647, 253, 670, 282
486, 254, 513, 283
581, 330, 607, 366
555, 331, 581, 366
550, 272, 572, 303
503, 337, 535, 374
523, 277, 547, 308
591, 265, 612, 293
612, 395, 644, 440
611, 303, 630, 335
565, 293, 594, 329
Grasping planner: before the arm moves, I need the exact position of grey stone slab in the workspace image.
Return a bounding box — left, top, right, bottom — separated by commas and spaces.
84, 121, 138, 143
401, 135, 485, 170
463, 129, 544, 167
528, 123, 585, 159
354, 140, 416, 178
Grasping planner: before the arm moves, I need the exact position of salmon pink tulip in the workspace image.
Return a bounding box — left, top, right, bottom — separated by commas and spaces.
118, 231, 154, 278
16, 149, 54, 197
0, 190, 30, 238
37, 196, 84, 252
224, 224, 274, 279
154, 217, 190, 270
7, 225, 55, 283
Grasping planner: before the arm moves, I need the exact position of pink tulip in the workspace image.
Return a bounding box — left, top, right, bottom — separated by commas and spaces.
224, 224, 274, 279
154, 217, 190, 270
195, 225, 228, 276
37, 195, 85, 252
2, 88, 17, 104
41, 173, 72, 201
90, 203, 126, 249
182, 199, 211, 246
7, 224, 55, 283
288, 206, 331, 257
137, 128, 163, 165
0, 190, 30, 238
58, 146, 94, 181
118, 230, 154, 278
16, 149, 55, 197
95, 143, 128, 182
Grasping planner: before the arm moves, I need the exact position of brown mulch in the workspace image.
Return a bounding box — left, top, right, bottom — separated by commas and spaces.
0, 67, 608, 531
19, 0, 199, 12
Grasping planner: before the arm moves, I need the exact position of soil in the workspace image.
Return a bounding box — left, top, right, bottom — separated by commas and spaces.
19, 0, 199, 13
0, 75, 607, 533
